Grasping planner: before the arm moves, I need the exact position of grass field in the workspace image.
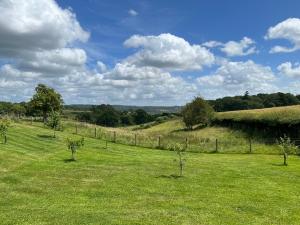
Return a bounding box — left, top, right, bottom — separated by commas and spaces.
214, 105, 300, 125
1, 122, 300, 224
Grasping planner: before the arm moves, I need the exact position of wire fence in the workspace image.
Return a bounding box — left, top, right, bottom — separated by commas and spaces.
11, 117, 300, 155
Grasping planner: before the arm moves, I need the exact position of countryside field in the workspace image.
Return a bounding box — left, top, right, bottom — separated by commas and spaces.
1, 121, 300, 225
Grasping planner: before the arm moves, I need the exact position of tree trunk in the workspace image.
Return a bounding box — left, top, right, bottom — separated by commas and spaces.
4, 135, 7, 144
71, 149, 76, 161
283, 152, 288, 166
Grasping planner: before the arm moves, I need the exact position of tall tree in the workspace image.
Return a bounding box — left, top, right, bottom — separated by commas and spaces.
182, 97, 214, 130
29, 84, 63, 122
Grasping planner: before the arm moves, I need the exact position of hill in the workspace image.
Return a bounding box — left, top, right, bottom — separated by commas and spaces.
1, 122, 300, 224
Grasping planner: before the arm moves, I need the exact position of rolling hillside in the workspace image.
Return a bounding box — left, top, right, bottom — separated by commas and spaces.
1, 122, 300, 224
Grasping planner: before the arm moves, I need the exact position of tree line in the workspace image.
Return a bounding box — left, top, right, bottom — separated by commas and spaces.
209, 91, 300, 112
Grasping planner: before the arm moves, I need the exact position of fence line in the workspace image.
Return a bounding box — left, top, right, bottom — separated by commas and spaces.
16, 118, 300, 155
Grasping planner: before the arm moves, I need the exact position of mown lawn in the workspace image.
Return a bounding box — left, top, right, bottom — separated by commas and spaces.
1, 123, 300, 225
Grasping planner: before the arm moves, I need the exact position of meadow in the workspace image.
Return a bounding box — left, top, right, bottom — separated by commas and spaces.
214, 105, 300, 125
1, 121, 300, 224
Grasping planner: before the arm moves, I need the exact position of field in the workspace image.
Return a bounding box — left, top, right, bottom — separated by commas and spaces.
1, 122, 300, 224
214, 105, 300, 125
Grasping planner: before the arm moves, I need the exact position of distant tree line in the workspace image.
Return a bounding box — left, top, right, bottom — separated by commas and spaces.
76, 104, 174, 127
209, 91, 300, 112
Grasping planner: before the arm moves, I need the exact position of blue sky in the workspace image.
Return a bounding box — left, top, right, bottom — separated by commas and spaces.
1, 0, 300, 105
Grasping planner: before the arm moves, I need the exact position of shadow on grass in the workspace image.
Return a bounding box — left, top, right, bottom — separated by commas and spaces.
171, 124, 207, 133
37, 134, 55, 139
271, 163, 286, 166
156, 174, 183, 179
63, 159, 76, 163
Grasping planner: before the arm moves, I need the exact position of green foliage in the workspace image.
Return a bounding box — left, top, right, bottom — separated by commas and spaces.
133, 109, 153, 125
168, 143, 186, 177
28, 84, 63, 121
278, 135, 298, 166
182, 97, 214, 130
47, 111, 61, 137
0, 118, 10, 144
210, 92, 300, 112
66, 137, 85, 161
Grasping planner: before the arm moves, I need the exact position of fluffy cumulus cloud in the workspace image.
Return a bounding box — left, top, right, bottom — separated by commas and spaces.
203, 37, 257, 57
277, 62, 300, 77
124, 33, 215, 71
265, 18, 300, 53
0, 0, 199, 105
197, 60, 277, 98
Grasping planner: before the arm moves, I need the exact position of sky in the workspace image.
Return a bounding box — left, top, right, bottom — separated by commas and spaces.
1, 0, 300, 105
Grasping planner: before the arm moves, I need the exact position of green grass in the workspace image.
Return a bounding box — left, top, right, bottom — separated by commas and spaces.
214, 105, 300, 125
1, 122, 300, 224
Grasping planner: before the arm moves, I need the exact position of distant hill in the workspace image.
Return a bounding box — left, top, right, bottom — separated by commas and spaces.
64, 104, 182, 114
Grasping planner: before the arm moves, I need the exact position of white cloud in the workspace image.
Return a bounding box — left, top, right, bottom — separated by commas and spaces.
265, 18, 300, 53
97, 61, 107, 73
124, 33, 215, 71
221, 37, 257, 57
0, 0, 89, 57
197, 60, 277, 98
277, 62, 300, 77
203, 37, 257, 57
128, 9, 138, 16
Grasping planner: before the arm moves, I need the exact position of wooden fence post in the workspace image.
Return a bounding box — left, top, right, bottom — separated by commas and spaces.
113, 131, 116, 143
94, 127, 97, 138
75, 125, 78, 134
249, 138, 252, 153
31, 116, 33, 125
134, 134, 137, 146
215, 138, 218, 153
158, 136, 161, 148
185, 137, 188, 149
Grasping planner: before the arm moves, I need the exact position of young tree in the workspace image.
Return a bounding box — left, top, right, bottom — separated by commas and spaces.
168, 144, 186, 177
66, 137, 85, 161
0, 118, 10, 144
28, 84, 63, 122
47, 111, 61, 138
278, 135, 298, 166
182, 97, 214, 130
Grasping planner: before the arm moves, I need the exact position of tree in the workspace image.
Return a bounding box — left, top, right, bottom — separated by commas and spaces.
92, 104, 120, 127
133, 109, 152, 125
29, 84, 63, 122
66, 137, 85, 161
168, 144, 186, 177
182, 97, 214, 130
0, 118, 10, 144
47, 111, 61, 138
278, 135, 298, 166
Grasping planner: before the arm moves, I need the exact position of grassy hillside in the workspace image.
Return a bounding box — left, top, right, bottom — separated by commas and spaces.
214, 105, 300, 125
1, 122, 300, 224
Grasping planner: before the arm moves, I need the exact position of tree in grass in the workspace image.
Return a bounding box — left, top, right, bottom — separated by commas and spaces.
168, 143, 186, 177
66, 137, 85, 161
181, 97, 214, 130
0, 118, 10, 144
278, 135, 298, 166
47, 111, 61, 138
28, 84, 63, 123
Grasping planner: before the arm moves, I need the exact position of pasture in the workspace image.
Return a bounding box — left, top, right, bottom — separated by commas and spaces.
1, 122, 300, 224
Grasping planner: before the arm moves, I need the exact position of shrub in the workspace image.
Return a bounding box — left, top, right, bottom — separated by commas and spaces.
66, 137, 85, 161
278, 135, 298, 166
168, 143, 186, 177
0, 118, 10, 144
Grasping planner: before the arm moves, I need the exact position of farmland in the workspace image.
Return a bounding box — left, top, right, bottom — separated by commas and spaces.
1, 122, 300, 225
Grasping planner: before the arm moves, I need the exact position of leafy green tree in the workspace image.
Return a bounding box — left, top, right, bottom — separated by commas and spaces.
0, 118, 10, 144
29, 84, 63, 122
278, 135, 298, 166
66, 137, 85, 161
47, 111, 61, 138
133, 109, 152, 125
182, 97, 214, 130
92, 104, 120, 127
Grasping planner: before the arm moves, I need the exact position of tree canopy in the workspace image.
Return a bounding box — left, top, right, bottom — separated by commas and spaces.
28, 84, 63, 121
182, 97, 214, 130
